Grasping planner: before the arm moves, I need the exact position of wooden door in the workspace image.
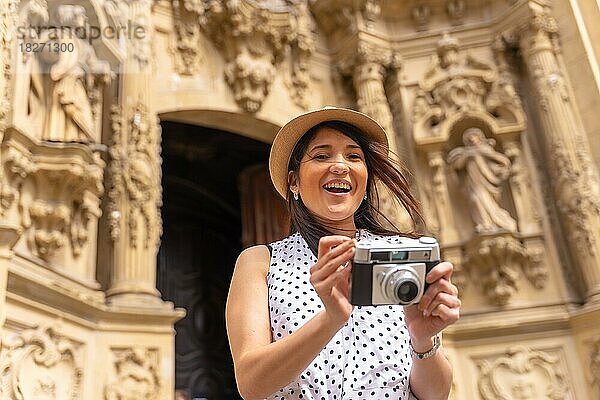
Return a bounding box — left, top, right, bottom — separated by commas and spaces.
239, 164, 289, 247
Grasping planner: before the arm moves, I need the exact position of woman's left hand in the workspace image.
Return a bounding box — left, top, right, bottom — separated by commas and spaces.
403, 261, 460, 346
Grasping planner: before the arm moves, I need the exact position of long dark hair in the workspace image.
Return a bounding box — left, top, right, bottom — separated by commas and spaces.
287, 120, 424, 255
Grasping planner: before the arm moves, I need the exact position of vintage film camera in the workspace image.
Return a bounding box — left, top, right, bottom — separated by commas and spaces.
350, 236, 440, 306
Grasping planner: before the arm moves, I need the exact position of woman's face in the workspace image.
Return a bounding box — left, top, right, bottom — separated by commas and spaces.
289, 126, 368, 224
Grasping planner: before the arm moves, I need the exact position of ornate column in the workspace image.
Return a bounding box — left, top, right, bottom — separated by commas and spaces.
520, 5, 600, 301
351, 42, 398, 153
343, 41, 416, 229
105, 0, 164, 307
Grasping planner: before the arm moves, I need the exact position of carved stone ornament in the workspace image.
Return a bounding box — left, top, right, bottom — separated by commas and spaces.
171, 0, 204, 76
104, 347, 160, 400
464, 233, 547, 306
0, 325, 83, 400
446, 0, 466, 25
1, 0, 19, 130
412, 33, 525, 145
2, 128, 104, 263
447, 128, 516, 234
107, 104, 162, 249
477, 346, 572, 399
411, 3, 431, 31
174, 0, 315, 112
551, 143, 600, 257
590, 336, 600, 393
309, 0, 371, 36
15, 0, 112, 143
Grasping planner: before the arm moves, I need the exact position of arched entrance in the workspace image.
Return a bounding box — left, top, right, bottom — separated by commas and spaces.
156, 119, 287, 399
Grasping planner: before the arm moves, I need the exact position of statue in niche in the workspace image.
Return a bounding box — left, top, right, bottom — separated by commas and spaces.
447, 128, 516, 233
31, 4, 111, 142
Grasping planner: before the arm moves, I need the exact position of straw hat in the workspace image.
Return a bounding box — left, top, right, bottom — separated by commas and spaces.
269, 107, 389, 199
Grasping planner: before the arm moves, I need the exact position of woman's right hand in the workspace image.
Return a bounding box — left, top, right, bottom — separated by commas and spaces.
309, 235, 356, 327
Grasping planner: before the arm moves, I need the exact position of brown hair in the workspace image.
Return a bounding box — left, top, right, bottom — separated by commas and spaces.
287, 120, 424, 256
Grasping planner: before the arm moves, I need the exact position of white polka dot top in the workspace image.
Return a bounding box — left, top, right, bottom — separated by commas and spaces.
266, 230, 416, 400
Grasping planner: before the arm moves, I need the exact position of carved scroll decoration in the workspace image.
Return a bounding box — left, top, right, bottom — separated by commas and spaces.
0, 325, 83, 400
104, 347, 160, 400
477, 346, 571, 399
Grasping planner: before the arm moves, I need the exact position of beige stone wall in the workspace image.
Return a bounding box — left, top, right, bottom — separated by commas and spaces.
1, 0, 599, 399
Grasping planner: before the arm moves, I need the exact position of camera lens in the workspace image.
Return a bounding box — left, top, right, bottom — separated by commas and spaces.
396, 281, 419, 303
382, 268, 422, 305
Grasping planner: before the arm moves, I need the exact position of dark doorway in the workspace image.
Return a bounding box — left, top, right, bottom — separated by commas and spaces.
157, 120, 284, 399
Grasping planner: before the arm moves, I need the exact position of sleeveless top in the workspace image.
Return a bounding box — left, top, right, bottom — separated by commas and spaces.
266, 230, 416, 400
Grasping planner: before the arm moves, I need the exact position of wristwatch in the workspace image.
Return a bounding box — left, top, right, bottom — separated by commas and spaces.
410, 334, 441, 360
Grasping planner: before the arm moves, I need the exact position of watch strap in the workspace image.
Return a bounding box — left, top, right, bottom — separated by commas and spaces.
410, 334, 441, 360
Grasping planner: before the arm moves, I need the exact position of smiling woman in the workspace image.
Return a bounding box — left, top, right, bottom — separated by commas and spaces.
285, 120, 422, 257
225, 107, 461, 400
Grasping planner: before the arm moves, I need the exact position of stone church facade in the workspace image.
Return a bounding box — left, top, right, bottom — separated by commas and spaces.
1, 0, 599, 399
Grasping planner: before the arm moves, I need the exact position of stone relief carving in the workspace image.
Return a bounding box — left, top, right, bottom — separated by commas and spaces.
1, 130, 104, 264
446, 0, 466, 25
447, 128, 516, 234
0, 325, 83, 400
1, 0, 19, 131
488, 35, 523, 119
126, 0, 153, 72
309, 0, 366, 37
104, 347, 160, 400
425, 151, 458, 243
0, 139, 35, 218
465, 234, 547, 306
477, 346, 571, 399
410, 33, 547, 305
17, 0, 112, 143
172, 0, 314, 112
285, 1, 315, 110
503, 140, 541, 235
171, 0, 204, 76
411, 3, 431, 31
590, 336, 600, 395
422, 34, 495, 113
551, 143, 600, 258
107, 104, 162, 249
412, 33, 525, 143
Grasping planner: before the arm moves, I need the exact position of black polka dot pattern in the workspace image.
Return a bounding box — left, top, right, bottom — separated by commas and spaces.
266, 231, 415, 400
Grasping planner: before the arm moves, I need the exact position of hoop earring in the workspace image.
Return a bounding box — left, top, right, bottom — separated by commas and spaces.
293, 191, 299, 201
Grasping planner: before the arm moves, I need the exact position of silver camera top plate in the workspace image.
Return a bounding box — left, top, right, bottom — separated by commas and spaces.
354, 236, 440, 264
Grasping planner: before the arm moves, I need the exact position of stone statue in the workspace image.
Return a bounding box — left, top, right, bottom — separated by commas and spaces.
39, 5, 111, 142
447, 128, 516, 233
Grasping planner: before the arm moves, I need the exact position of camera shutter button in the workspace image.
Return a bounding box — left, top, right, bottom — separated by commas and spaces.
419, 236, 437, 245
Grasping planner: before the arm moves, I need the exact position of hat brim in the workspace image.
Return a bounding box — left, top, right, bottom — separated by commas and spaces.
269, 107, 389, 199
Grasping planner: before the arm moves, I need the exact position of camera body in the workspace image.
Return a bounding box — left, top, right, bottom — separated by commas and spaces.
350, 236, 440, 306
